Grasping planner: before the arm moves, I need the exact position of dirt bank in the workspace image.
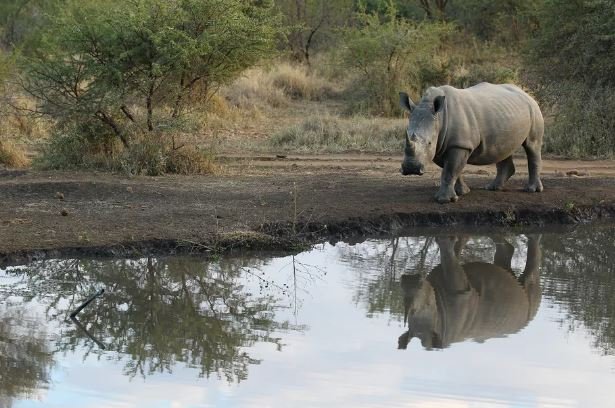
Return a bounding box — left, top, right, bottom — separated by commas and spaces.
2, 155, 615, 265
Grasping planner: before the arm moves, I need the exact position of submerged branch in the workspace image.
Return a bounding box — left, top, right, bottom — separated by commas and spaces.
69, 288, 105, 318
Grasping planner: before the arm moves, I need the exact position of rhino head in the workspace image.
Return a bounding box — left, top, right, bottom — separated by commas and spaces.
399, 90, 446, 176
397, 273, 441, 350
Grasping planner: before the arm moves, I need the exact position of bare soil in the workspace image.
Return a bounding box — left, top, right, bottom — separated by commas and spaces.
2, 155, 615, 264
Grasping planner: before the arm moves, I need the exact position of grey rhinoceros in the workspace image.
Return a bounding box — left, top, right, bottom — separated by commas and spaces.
397, 235, 542, 350
399, 83, 544, 203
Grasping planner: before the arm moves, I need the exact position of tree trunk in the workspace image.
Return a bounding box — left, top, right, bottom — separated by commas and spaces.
146, 81, 154, 132
95, 110, 129, 148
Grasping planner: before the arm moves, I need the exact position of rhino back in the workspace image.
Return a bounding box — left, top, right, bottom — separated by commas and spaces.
430, 262, 532, 346
464, 262, 532, 340
439, 83, 542, 165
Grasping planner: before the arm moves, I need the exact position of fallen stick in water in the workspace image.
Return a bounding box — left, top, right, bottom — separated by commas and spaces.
70, 288, 105, 318
70, 315, 106, 350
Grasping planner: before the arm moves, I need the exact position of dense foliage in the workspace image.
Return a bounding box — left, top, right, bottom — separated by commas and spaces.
340, 6, 453, 115
524, 0, 615, 157
21, 0, 279, 150
0, 0, 613, 169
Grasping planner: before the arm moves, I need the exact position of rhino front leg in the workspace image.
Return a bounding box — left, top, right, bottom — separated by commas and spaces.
436, 236, 471, 293
486, 156, 515, 191
523, 141, 544, 192
435, 148, 470, 204
492, 236, 515, 271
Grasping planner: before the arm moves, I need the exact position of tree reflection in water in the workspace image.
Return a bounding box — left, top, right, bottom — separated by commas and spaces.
0, 305, 53, 408
540, 226, 615, 355
339, 237, 441, 320
3, 256, 299, 383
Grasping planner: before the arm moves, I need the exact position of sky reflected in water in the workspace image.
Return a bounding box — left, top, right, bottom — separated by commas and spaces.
1, 226, 615, 407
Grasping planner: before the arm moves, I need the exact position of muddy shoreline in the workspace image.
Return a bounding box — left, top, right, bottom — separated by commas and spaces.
2, 156, 615, 266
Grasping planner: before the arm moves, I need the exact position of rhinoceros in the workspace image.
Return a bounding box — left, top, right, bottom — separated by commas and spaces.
397, 235, 541, 350
399, 83, 544, 203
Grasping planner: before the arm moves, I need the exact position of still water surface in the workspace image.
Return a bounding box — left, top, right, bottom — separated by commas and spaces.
1, 226, 615, 407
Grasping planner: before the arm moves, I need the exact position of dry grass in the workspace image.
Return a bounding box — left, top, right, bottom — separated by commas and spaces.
222, 67, 288, 110
270, 63, 335, 100
165, 146, 216, 175
0, 140, 30, 168
269, 114, 407, 153
222, 62, 337, 110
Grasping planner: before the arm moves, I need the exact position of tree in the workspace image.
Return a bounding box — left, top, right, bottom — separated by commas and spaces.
417, 0, 449, 20
0, 306, 54, 407
526, 0, 615, 86
523, 0, 615, 157
0, 0, 56, 49
20, 0, 280, 149
277, 0, 352, 65
340, 5, 452, 115
451, 0, 539, 44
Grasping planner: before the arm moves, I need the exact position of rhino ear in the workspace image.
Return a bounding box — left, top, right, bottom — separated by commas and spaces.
433, 95, 445, 114
399, 92, 415, 113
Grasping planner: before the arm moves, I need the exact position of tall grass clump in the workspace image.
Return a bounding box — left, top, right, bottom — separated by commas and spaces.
0, 140, 29, 168
269, 114, 406, 153
223, 63, 336, 110
223, 67, 289, 110
269, 63, 335, 100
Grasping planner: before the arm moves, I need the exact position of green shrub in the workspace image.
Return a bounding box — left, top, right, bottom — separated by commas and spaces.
35, 127, 217, 175
339, 5, 453, 115
525, 0, 615, 87
540, 83, 615, 158
522, 0, 615, 159
21, 0, 279, 170
33, 119, 118, 169
117, 140, 167, 176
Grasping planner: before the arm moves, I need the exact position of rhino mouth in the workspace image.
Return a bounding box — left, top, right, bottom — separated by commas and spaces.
400, 165, 425, 176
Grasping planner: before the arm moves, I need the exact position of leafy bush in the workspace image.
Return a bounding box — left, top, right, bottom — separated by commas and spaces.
540, 83, 615, 158
21, 0, 279, 172
523, 0, 615, 158
339, 5, 453, 115
36, 125, 216, 175
525, 0, 615, 87
33, 123, 117, 170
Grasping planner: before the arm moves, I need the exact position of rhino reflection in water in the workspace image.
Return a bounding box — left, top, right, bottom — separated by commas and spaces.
398, 236, 542, 350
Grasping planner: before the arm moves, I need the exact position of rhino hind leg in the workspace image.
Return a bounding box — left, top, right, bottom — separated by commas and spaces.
455, 175, 471, 196
522, 141, 544, 192
485, 156, 515, 191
